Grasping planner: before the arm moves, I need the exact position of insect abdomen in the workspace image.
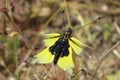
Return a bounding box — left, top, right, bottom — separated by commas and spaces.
49, 39, 70, 64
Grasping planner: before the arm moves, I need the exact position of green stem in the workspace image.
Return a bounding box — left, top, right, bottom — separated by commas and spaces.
15, 54, 19, 80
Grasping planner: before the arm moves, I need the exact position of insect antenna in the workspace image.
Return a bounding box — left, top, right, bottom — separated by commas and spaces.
73, 16, 102, 30
64, 0, 72, 29
61, 10, 66, 29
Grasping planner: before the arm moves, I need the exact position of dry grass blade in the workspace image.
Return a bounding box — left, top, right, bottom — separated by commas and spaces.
91, 41, 120, 80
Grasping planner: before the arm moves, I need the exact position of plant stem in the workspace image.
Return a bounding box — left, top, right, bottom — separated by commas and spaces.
73, 52, 79, 80
41, 8, 61, 31
15, 53, 19, 80
91, 41, 120, 80
64, 0, 79, 79
64, 0, 72, 28
4, 13, 37, 55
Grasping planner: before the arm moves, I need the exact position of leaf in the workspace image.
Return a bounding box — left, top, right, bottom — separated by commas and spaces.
103, 23, 111, 40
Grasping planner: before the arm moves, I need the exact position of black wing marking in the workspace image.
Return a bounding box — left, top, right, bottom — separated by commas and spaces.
70, 38, 82, 48
70, 38, 92, 49
45, 36, 60, 39
49, 39, 70, 64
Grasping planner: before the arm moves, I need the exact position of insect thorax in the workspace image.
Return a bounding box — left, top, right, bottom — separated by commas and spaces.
61, 28, 72, 40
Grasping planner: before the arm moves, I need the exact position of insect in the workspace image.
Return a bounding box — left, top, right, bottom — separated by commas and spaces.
49, 28, 72, 64
32, 10, 101, 72
32, 28, 90, 72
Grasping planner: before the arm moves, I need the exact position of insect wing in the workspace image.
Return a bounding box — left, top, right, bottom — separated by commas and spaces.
69, 37, 83, 55
32, 47, 54, 64
44, 33, 60, 38
57, 47, 74, 71
44, 33, 60, 46
70, 37, 92, 55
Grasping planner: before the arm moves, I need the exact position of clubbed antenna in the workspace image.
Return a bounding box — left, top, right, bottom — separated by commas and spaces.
73, 17, 102, 30
61, 10, 66, 28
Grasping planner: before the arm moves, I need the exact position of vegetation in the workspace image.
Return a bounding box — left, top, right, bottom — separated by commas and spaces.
0, 0, 120, 80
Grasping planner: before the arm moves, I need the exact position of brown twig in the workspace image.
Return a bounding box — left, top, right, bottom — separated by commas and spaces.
41, 7, 61, 31
91, 41, 120, 80
67, 1, 120, 16
72, 52, 79, 80
4, 13, 37, 55
0, 1, 37, 55
114, 21, 120, 35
